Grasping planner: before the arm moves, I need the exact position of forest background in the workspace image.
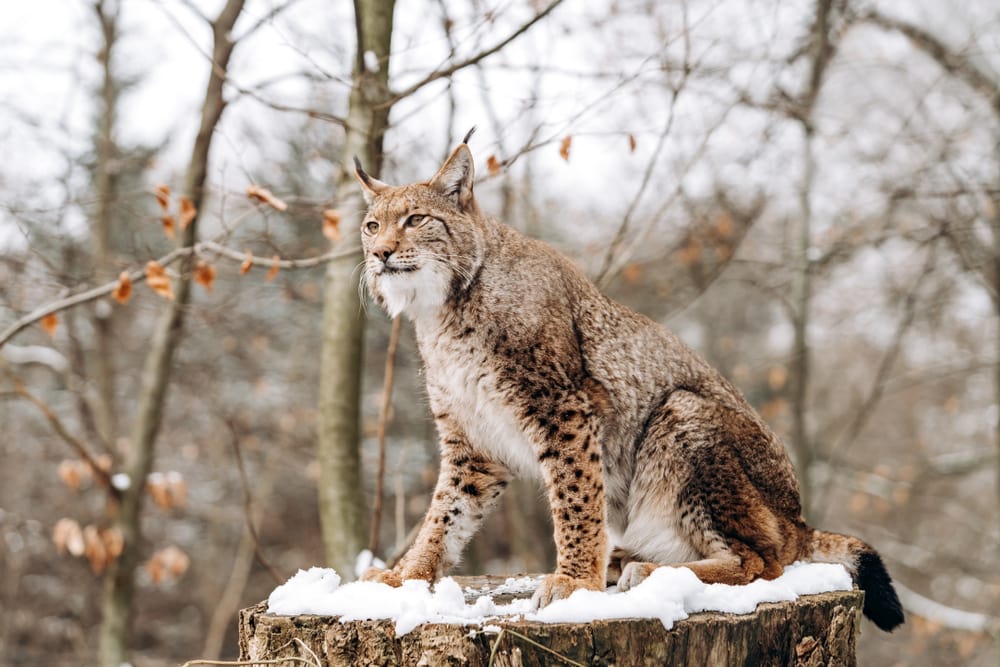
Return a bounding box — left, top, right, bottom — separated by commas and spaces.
1, 0, 998, 665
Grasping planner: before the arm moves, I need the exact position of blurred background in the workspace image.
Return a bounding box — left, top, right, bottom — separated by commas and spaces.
0, 0, 997, 665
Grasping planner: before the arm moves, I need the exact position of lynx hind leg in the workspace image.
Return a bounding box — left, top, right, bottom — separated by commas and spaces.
606, 546, 635, 586
617, 391, 797, 592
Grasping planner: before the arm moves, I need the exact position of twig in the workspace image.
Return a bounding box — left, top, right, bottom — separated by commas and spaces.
226, 420, 285, 585
10, 379, 116, 494
817, 243, 938, 519
181, 638, 321, 667
488, 628, 586, 667
389, 0, 567, 103
369, 315, 402, 555
0, 241, 358, 349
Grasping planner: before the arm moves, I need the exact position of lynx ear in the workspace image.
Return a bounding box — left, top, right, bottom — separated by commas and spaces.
354, 156, 390, 205
429, 144, 476, 211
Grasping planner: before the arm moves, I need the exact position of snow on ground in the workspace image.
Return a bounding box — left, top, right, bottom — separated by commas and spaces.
266, 562, 852, 637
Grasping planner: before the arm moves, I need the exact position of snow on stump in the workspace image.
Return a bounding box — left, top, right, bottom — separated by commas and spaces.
238, 571, 864, 666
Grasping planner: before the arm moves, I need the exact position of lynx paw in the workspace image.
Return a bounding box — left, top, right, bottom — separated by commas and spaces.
617, 561, 660, 592
531, 573, 603, 608
360, 567, 403, 587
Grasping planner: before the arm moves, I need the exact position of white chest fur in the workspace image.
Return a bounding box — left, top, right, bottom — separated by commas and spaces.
421, 333, 540, 478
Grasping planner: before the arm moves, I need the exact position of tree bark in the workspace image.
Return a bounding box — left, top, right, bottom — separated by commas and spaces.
96, 2, 245, 664
316, 0, 395, 579
91, 0, 120, 448
239, 577, 864, 667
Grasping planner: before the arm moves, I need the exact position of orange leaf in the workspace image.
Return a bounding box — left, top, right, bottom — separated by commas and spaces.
101, 526, 124, 560
166, 471, 187, 508
194, 260, 216, 293
53, 518, 84, 556
322, 209, 342, 242
162, 545, 190, 578
145, 261, 175, 300
161, 215, 175, 240
58, 459, 82, 491
247, 185, 288, 211
239, 250, 253, 275
178, 197, 196, 230
154, 184, 171, 211
41, 313, 58, 337
266, 256, 280, 282
84, 524, 108, 574
559, 135, 572, 161
145, 545, 190, 584
486, 155, 502, 175
112, 271, 132, 304
146, 473, 172, 510
628, 133, 637, 153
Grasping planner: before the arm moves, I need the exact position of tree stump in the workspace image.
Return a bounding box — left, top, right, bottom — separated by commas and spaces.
238, 575, 864, 666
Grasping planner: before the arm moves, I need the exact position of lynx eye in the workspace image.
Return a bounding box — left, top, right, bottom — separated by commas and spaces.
364, 220, 380, 234
403, 214, 426, 228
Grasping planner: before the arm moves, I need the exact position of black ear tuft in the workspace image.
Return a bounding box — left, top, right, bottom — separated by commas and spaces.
462, 126, 477, 145
354, 155, 370, 184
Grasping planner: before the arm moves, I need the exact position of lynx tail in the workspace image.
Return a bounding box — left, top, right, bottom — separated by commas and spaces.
809, 530, 904, 631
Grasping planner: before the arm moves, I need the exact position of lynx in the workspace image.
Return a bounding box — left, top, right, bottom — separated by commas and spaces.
355, 134, 904, 631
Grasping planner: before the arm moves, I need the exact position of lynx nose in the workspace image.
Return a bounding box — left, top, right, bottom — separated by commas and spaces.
372, 245, 394, 262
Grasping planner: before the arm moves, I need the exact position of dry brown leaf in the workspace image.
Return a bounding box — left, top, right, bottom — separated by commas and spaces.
83, 524, 108, 574
93, 454, 112, 473
486, 155, 502, 175
322, 209, 342, 242
559, 135, 572, 161
621, 263, 643, 285
145, 554, 165, 584
154, 184, 171, 211
145, 261, 175, 300
628, 133, 637, 153
247, 185, 288, 211
146, 545, 190, 584
112, 271, 132, 304
194, 261, 216, 293
265, 256, 280, 282
58, 459, 82, 491
239, 250, 253, 275
178, 196, 196, 230
166, 471, 187, 508
146, 474, 172, 510
101, 526, 124, 560
677, 238, 702, 267
162, 545, 190, 578
767, 366, 788, 391
41, 313, 58, 337
161, 214, 176, 240
53, 518, 84, 556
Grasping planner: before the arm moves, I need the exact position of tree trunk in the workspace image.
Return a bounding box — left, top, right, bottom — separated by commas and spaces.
91, 0, 120, 448
239, 577, 864, 666
96, 2, 245, 664
791, 123, 815, 521
316, 0, 395, 580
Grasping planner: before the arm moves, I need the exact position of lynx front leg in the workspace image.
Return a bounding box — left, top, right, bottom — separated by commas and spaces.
529, 398, 609, 607
363, 429, 510, 586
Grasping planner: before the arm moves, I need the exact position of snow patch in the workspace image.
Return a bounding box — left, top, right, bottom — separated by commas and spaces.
267, 562, 852, 636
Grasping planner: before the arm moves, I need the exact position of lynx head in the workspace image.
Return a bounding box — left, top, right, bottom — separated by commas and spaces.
356, 137, 485, 319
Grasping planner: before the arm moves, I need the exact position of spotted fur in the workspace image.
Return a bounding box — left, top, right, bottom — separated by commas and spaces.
354, 140, 903, 630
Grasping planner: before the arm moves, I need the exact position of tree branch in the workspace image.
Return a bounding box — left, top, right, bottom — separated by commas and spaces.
0, 241, 359, 349
389, 0, 567, 102
861, 10, 1000, 117
10, 379, 116, 494
368, 315, 402, 555
226, 420, 284, 585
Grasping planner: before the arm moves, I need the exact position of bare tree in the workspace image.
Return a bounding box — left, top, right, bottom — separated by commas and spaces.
97, 2, 246, 664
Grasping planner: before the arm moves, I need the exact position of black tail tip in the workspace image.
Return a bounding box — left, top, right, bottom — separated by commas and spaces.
857, 551, 905, 631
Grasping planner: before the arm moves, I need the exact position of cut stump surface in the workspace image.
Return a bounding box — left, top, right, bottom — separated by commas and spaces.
238, 574, 864, 666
